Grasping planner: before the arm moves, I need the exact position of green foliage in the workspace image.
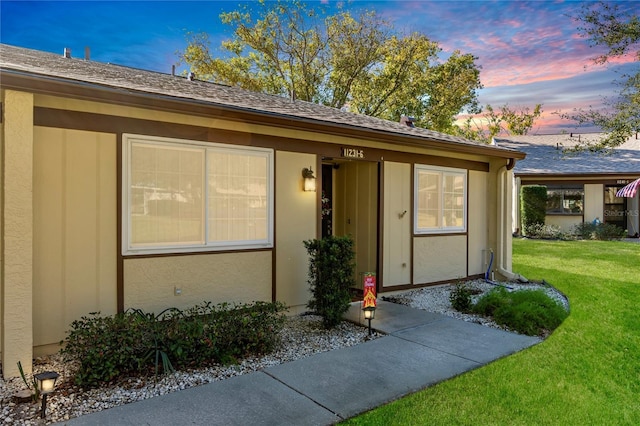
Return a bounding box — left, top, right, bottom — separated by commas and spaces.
572, 222, 627, 240
180, 1, 482, 134
523, 223, 566, 240
304, 235, 356, 329
562, 2, 640, 150
457, 103, 543, 142
61, 301, 286, 388
472, 287, 568, 336
520, 185, 547, 236
17, 361, 39, 401
449, 282, 473, 312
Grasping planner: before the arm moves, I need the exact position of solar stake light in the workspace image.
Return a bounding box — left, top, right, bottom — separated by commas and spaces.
34, 371, 59, 419
363, 306, 376, 336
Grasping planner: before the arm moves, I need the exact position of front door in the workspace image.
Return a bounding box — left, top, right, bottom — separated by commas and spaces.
322, 160, 378, 291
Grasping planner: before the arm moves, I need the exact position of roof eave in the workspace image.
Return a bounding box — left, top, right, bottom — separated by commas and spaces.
1, 68, 525, 160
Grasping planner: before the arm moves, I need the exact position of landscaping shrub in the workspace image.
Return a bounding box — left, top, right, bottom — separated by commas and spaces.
304, 235, 355, 329
472, 287, 568, 336
524, 223, 566, 240
572, 222, 626, 240
61, 301, 287, 388
521, 185, 547, 236
449, 282, 473, 312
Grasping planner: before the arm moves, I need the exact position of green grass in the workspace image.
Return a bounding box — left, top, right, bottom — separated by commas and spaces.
343, 239, 640, 425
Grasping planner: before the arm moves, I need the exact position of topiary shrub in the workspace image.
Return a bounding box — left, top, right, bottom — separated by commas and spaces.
473, 287, 568, 336
521, 185, 547, 236
304, 235, 355, 329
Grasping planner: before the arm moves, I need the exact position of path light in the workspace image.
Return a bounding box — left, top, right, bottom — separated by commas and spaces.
363, 306, 376, 336
302, 167, 316, 192
34, 371, 59, 419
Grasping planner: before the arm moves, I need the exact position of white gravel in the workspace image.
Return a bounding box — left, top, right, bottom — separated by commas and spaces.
1, 279, 569, 425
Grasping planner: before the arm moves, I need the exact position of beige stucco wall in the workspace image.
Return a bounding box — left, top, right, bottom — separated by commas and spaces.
468, 170, 489, 276
546, 215, 582, 233
32, 127, 117, 353
383, 162, 412, 287
124, 252, 272, 314
275, 151, 317, 311
1, 90, 34, 377
413, 235, 467, 284
584, 183, 604, 224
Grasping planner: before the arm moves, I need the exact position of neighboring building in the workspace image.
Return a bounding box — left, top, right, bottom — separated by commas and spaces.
1, 44, 524, 378
495, 134, 640, 236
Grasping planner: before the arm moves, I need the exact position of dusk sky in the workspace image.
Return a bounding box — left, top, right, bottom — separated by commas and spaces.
1, 0, 638, 134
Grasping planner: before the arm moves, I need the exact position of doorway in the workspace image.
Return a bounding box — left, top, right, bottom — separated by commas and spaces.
604, 185, 627, 230
322, 160, 379, 291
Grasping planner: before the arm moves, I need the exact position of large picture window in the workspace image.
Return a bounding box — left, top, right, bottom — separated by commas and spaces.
414, 165, 467, 233
546, 185, 583, 215
123, 134, 273, 255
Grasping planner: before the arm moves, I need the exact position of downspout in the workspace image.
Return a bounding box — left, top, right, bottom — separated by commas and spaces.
496, 158, 526, 282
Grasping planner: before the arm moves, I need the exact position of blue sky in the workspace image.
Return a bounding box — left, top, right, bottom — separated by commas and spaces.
1, 0, 637, 133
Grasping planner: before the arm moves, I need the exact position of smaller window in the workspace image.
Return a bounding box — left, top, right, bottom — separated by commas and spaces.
546, 185, 583, 215
414, 165, 467, 233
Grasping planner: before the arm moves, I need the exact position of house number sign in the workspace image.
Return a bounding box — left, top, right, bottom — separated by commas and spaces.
341, 147, 365, 159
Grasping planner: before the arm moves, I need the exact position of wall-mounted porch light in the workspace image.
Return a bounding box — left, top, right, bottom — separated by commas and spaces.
34, 371, 59, 419
302, 167, 317, 192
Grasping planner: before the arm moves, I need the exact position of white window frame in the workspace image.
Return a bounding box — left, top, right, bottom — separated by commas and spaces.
414, 164, 467, 234
122, 134, 274, 255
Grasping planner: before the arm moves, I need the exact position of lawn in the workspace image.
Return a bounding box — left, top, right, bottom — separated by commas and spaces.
343, 239, 640, 425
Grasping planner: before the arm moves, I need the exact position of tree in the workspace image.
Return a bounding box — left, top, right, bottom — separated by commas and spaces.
456, 103, 543, 143
179, 0, 483, 134
564, 1, 640, 150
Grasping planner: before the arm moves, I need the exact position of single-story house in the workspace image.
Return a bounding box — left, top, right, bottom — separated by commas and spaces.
1, 44, 525, 378
494, 134, 640, 236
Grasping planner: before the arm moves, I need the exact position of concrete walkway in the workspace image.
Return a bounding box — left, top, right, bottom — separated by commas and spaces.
59, 301, 540, 425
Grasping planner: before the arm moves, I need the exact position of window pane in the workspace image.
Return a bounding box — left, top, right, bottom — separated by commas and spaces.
130, 143, 204, 246
443, 174, 464, 227
546, 190, 563, 213
415, 166, 466, 233
416, 171, 440, 228
208, 150, 269, 243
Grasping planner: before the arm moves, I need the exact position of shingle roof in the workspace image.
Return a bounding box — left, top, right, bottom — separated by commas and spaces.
0, 44, 522, 157
495, 134, 640, 175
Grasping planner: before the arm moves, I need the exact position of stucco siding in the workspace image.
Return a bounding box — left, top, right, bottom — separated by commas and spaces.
546, 215, 582, 233
413, 235, 467, 284
123, 252, 272, 314
584, 184, 603, 223
275, 151, 316, 310
32, 127, 117, 350
468, 170, 489, 276
1, 90, 34, 376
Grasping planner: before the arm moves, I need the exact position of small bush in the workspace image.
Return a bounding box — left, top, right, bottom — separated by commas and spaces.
473, 288, 568, 336
304, 236, 356, 329
449, 282, 473, 312
524, 223, 566, 240
572, 222, 626, 240
61, 301, 287, 388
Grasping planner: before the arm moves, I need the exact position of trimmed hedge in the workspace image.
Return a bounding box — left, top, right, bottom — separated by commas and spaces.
61, 301, 287, 387
304, 235, 356, 329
